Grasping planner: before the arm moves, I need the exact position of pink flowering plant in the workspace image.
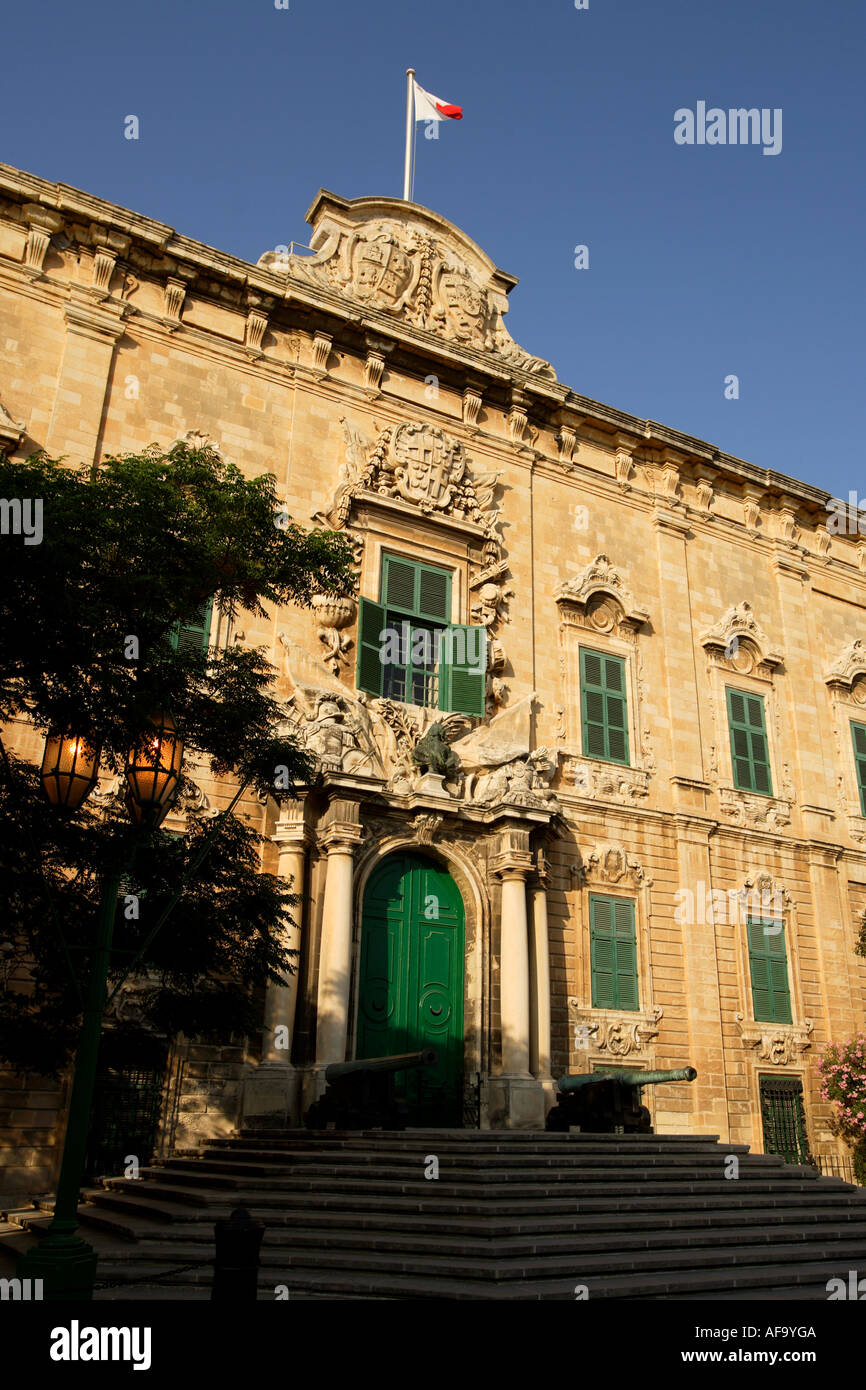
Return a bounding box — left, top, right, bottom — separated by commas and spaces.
816, 1035, 866, 1183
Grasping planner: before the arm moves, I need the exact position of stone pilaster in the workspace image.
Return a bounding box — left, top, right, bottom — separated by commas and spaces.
44, 290, 127, 466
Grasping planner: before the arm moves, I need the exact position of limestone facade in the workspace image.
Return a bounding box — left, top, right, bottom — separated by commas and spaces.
1, 163, 865, 1190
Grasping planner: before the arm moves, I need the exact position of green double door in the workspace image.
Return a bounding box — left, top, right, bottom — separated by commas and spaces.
357, 853, 464, 1126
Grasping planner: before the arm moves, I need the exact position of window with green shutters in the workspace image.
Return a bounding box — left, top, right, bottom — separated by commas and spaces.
726, 687, 773, 795
851, 722, 866, 816
170, 598, 213, 656
580, 648, 630, 765
589, 895, 639, 1011
747, 917, 792, 1024
355, 554, 486, 717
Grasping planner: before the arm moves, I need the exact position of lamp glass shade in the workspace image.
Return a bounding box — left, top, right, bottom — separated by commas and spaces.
40, 734, 100, 811
125, 711, 184, 818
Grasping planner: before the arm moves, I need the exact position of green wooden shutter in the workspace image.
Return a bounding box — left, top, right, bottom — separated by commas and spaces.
580, 648, 629, 765
417, 565, 451, 622
356, 596, 386, 697
441, 625, 486, 717
382, 554, 451, 622
727, 688, 773, 795
590, 896, 616, 1008
613, 898, 639, 1010
382, 555, 417, 613
852, 722, 866, 816
171, 598, 213, 656
748, 918, 791, 1024
590, 895, 638, 1011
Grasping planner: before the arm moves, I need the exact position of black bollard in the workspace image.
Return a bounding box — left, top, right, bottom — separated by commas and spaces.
211, 1207, 264, 1302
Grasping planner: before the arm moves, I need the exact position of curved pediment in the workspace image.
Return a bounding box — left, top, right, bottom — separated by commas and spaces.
258, 190, 554, 379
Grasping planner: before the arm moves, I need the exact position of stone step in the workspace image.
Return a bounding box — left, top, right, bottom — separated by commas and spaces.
89, 1237, 866, 1288
105, 1218, 866, 1262
96, 1183, 866, 1235
193, 1148, 784, 1173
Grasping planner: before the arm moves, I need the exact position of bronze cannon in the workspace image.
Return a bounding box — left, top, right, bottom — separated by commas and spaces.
304, 1049, 438, 1130
546, 1065, 698, 1133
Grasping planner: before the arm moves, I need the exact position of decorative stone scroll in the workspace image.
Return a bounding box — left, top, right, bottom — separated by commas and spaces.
825, 640, 866, 695
701, 601, 783, 674
555, 555, 649, 633
568, 1000, 664, 1057
735, 1014, 814, 1065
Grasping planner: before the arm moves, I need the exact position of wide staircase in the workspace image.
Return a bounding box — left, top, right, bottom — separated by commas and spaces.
6, 1130, 866, 1299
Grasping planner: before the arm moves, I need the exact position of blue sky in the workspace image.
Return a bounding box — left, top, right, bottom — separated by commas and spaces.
3, 0, 863, 496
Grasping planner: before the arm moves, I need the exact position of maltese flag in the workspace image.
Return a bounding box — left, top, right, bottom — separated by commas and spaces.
413, 78, 463, 122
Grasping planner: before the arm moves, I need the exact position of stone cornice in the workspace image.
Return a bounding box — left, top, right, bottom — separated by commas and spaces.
0, 162, 841, 516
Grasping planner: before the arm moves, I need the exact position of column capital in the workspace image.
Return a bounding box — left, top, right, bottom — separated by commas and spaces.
491, 852, 534, 881
321, 824, 364, 855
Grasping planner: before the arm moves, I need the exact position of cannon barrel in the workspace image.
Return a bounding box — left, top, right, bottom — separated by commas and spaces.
556, 1065, 697, 1094
325, 1049, 438, 1083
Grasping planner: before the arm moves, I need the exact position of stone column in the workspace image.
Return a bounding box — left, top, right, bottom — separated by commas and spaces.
241, 800, 310, 1128
528, 855, 553, 1100
490, 831, 545, 1129
315, 803, 363, 1069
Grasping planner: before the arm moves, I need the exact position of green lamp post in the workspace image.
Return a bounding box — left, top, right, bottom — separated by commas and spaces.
16, 714, 184, 1301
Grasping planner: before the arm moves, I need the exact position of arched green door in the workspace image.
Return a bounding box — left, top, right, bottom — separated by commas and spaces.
358, 853, 464, 1125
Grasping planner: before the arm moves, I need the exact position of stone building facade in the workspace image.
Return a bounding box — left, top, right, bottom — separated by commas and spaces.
1, 162, 865, 1195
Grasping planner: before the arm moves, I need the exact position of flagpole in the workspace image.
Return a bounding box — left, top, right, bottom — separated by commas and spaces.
403, 68, 415, 200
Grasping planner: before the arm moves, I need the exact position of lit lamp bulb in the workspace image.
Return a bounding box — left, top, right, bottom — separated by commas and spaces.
40, 733, 101, 812
125, 711, 184, 826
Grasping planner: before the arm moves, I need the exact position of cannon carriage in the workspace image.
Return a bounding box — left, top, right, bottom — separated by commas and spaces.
304, 1049, 439, 1130
545, 1065, 698, 1133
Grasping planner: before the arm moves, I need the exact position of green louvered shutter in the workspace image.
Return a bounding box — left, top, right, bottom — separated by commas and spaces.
590, 895, 638, 1010
852, 722, 866, 816
171, 598, 213, 656
441, 624, 486, 717
727, 688, 773, 795
748, 918, 792, 1024
613, 898, 639, 1010
417, 565, 451, 622
356, 597, 386, 697
590, 896, 616, 1008
580, 648, 630, 765
382, 554, 452, 622
382, 555, 418, 613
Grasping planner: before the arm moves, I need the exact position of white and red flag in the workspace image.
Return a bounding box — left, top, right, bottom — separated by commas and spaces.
403, 69, 463, 199
412, 78, 463, 123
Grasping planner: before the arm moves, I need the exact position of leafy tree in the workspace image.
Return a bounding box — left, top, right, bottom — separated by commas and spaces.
0, 443, 356, 1074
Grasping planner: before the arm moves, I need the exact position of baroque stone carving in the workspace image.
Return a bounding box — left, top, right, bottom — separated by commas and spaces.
412, 722, 460, 780
735, 1014, 814, 1065
583, 842, 649, 887
569, 1000, 663, 1057
310, 594, 356, 675
413, 813, 443, 846
556, 555, 649, 631
701, 601, 783, 671
826, 640, 866, 693
568, 759, 650, 803
719, 787, 791, 829
258, 202, 554, 378
317, 418, 503, 538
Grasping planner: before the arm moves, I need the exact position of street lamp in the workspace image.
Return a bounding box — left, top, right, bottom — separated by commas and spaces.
40, 733, 101, 811
125, 710, 184, 826
18, 712, 183, 1300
